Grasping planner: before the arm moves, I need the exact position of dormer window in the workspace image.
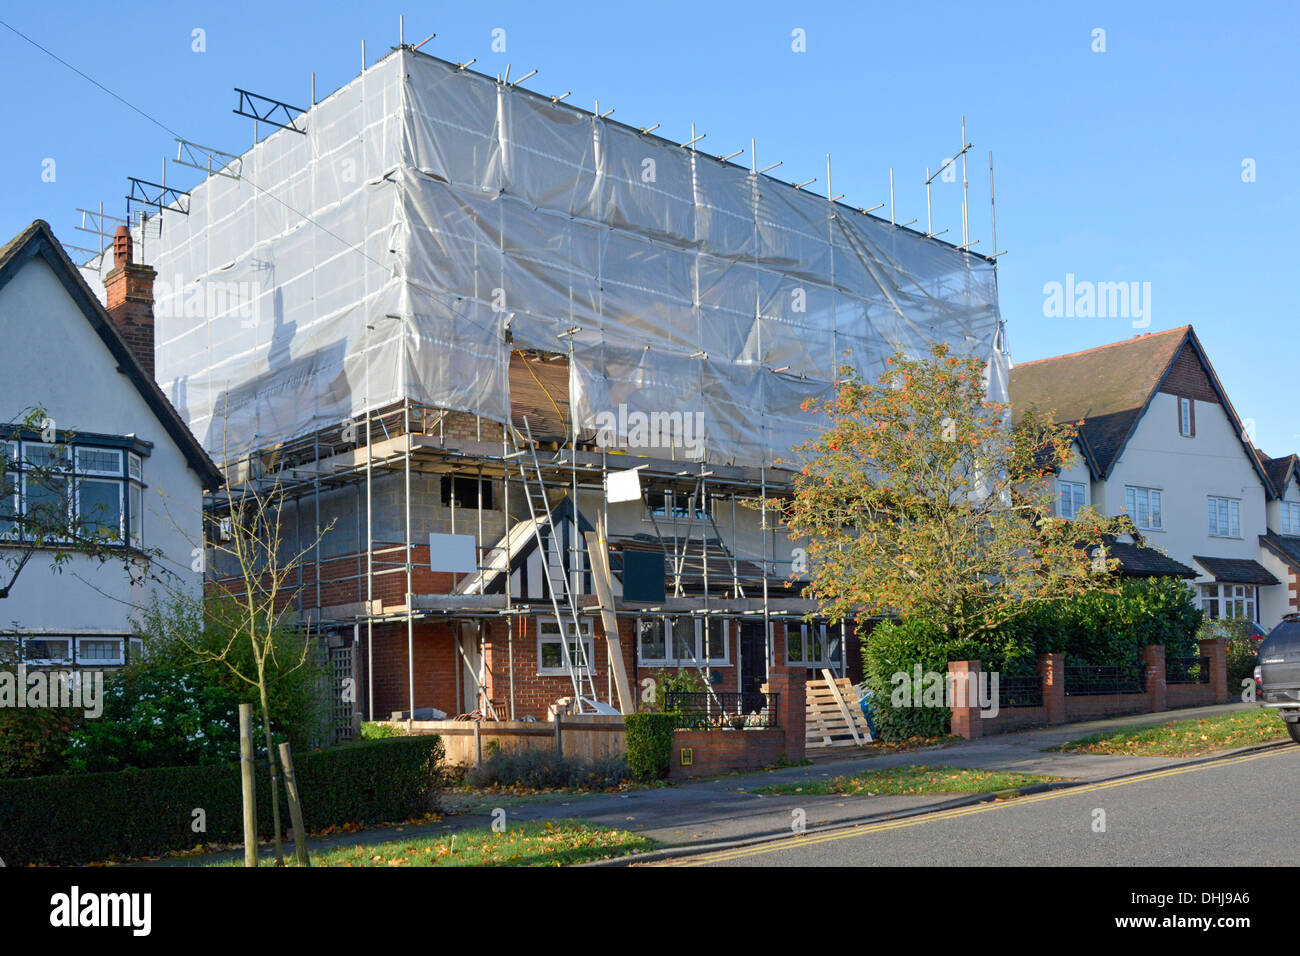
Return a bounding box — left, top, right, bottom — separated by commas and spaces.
1178, 397, 1195, 437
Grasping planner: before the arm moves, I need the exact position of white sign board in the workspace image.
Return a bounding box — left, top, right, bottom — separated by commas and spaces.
429, 533, 478, 573
605, 467, 643, 503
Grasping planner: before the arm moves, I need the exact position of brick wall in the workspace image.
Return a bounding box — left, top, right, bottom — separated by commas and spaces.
669, 728, 786, 780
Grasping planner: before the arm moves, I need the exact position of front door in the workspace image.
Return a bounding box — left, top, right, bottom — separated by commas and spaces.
739, 622, 768, 714
459, 623, 484, 715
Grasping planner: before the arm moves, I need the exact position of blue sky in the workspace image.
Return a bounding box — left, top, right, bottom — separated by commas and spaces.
2, 1, 1295, 454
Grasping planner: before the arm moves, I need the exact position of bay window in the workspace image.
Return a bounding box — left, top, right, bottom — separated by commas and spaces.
1199, 583, 1256, 622
637, 616, 730, 666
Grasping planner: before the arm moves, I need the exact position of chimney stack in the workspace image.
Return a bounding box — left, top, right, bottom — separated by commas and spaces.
103, 225, 157, 378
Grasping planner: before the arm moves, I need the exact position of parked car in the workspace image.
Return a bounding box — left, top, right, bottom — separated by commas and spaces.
1256, 613, 1300, 744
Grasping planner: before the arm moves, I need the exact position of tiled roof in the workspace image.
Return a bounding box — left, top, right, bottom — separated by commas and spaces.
1192, 555, 1280, 586
1260, 532, 1300, 572
1009, 327, 1189, 478
0, 220, 223, 489
1262, 455, 1297, 498
1102, 538, 1198, 579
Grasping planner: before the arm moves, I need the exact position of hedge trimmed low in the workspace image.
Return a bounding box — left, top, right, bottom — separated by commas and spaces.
0, 735, 444, 866
625, 712, 678, 781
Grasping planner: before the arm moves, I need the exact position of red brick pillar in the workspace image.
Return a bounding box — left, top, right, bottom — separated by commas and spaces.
1141, 644, 1166, 714
1198, 637, 1228, 704
767, 663, 806, 764
947, 660, 983, 739
1038, 652, 1066, 725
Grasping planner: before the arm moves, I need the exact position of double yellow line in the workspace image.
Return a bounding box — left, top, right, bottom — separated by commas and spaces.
656, 747, 1289, 866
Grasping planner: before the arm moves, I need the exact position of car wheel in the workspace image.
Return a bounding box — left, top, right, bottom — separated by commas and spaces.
1289, 722, 1300, 745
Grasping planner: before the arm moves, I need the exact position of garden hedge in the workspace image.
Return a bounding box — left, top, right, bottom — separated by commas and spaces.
624, 712, 678, 781
0, 735, 444, 866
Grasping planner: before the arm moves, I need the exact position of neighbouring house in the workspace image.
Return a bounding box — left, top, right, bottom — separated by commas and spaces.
1010, 325, 1284, 629
79, 47, 1007, 726
0, 220, 222, 671
1256, 452, 1300, 623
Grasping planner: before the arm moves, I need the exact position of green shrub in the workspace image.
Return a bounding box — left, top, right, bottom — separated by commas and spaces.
1201, 617, 1260, 697
360, 721, 406, 740
0, 735, 444, 866
0, 706, 81, 779
464, 749, 629, 790
646, 668, 706, 709
861, 618, 952, 742
624, 712, 678, 781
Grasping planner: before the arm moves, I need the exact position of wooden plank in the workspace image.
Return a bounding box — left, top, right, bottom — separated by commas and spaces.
585, 521, 634, 715
822, 668, 863, 745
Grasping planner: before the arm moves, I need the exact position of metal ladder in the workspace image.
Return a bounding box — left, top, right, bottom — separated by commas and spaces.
509, 417, 600, 712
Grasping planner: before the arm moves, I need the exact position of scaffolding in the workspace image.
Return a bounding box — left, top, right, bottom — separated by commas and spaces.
83, 37, 1006, 723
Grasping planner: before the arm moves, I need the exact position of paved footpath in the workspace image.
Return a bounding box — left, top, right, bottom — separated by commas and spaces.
147, 702, 1274, 866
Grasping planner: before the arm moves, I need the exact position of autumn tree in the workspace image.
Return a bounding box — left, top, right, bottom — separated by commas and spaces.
178, 469, 335, 866
783, 343, 1133, 646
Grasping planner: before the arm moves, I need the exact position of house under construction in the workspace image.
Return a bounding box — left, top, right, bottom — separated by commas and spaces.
83, 45, 1006, 728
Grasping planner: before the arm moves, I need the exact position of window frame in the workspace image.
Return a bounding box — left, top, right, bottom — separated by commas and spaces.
1056, 479, 1087, 519
22, 636, 73, 666
536, 616, 595, 676
1178, 397, 1195, 437
786, 622, 844, 669
2, 438, 143, 549
75, 636, 125, 666
1124, 485, 1163, 531
1281, 501, 1300, 535
1207, 496, 1241, 539
636, 616, 731, 667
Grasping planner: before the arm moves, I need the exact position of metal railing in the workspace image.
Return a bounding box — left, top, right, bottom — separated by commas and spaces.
997, 674, 1044, 708
662, 691, 780, 730
1166, 655, 1211, 685
1064, 664, 1145, 696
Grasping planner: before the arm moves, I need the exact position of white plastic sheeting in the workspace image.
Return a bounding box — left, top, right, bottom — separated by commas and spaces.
86, 50, 1005, 467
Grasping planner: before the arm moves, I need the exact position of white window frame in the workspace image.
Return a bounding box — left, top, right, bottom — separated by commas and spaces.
1, 441, 18, 541
75, 636, 125, 666
636, 616, 730, 666
1281, 501, 1300, 535
128, 637, 145, 664
1125, 485, 1163, 531
6, 440, 142, 548
22, 636, 73, 665
1199, 583, 1256, 623
536, 617, 595, 676
1178, 397, 1193, 437
786, 622, 844, 669
1056, 479, 1087, 519
1207, 496, 1241, 539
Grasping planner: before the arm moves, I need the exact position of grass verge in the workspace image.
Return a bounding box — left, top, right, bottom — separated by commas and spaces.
752, 764, 1064, 796
1049, 708, 1287, 757
209, 821, 655, 867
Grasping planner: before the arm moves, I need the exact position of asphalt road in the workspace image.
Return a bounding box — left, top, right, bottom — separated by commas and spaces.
666, 744, 1298, 867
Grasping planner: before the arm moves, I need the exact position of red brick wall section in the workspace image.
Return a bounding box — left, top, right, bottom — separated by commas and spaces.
103, 227, 156, 379
366, 621, 459, 719
669, 729, 786, 780
1038, 653, 1066, 725
947, 660, 982, 740
1141, 644, 1166, 714
1199, 636, 1228, 704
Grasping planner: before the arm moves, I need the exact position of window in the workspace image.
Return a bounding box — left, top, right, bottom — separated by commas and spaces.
3, 438, 143, 547
1056, 480, 1086, 519
128, 637, 145, 664
787, 622, 843, 669
647, 491, 709, 522
636, 616, 730, 665
23, 636, 72, 665
1207, 497, 1241, 538
440, 475, 493, 510
1125, 486, 1163, 531
76, 637, 124, 666
536, 617, 594, 675
1178, 397, 1194, 437
1281, 501, 1300, 535
1199, 584, 1256, 622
